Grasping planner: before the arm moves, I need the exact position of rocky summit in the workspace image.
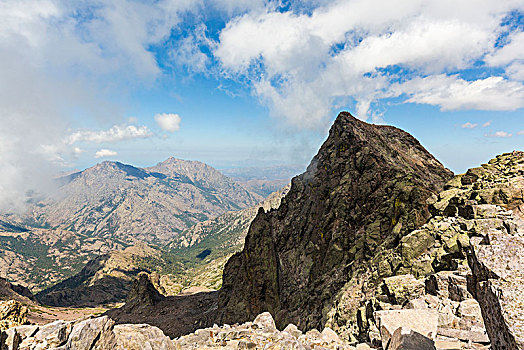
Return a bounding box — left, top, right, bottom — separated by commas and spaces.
217, 112, 453, 334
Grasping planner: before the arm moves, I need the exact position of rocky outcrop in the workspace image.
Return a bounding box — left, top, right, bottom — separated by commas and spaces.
0, 316, 174, 350
35, 243, 179, 307
105, 273, 217, 338
218, 112, 453, 335
466, 196, 524, 349
0, 300, 27, 331
0, 278, 34, 304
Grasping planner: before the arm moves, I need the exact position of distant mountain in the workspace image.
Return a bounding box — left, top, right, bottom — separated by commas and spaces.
35, 186, 289, 307
28, 158, 261, 245
221, 165, 302, 197
0, 157, 261, 291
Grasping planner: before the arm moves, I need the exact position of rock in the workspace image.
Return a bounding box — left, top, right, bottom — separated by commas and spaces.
283, 324, 302, 339
96, 323, 176, 350
321, 327, 341, 342
382, 275, 425, 305
125, 272, 165, 310
434, 337, 463, 350
253, 312, 276, 331
0, 300, 27, 331
66, 316, 115, 349
388, 327, 436, 350
218, 112, 453, 334
437, 327, 489, 344
1, 327, 21, 350
467, 218, 524, 349
374, 309, 439, 349
32, 320, 72, 348
456, 299, 482, 322
175, 312, 354, 350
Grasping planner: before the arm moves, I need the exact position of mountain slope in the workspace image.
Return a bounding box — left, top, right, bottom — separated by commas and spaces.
0, 158, 261, 291
217, 111, 453, 331
27, 159, 261, 245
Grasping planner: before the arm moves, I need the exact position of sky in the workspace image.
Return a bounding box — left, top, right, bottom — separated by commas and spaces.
1, 0, 524, 209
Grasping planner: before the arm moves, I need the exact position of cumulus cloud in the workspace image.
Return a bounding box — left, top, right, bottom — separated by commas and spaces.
67, 124, 153, 144
212, 0, 524, 126
482, 120, 492, 127
397, 76, 524, 111
155, 113, 182, 132
462, 122, 478, 129
518, 130, 524, 135
486, 131, 513, 138
95, 149, 118, 158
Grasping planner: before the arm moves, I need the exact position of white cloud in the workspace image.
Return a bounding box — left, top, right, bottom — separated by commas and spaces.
397, 75, 524, 111
68, 125, 153, 144
0, 0, 199, 210
212, 0, 524, 126
462, 122, 478, 129
518, 130, 524, 135
155, 113, 182, 132
95, 149, 118, 158
482, 120, 492, 127
486, 131, 513, 138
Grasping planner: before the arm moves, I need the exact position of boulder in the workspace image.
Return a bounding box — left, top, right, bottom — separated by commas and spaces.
66, 316, 115, 349
382, 275, 425, 306
375, 309, 438, 349
96, 324, 176, 350
253, 312, 276, 331
0, 300, 27, 331
388, 327, 436, 350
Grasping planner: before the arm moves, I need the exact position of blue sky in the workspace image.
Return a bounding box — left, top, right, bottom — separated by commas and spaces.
1, 0, 524, 208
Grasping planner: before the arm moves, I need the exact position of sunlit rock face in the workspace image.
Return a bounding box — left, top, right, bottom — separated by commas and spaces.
217, 111, 453, 337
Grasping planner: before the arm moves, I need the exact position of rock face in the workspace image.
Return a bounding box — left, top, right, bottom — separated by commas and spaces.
0, 316, 174, 350
0, 300, 27, 331
218, 112, 453, 333
464, 153, 524, 349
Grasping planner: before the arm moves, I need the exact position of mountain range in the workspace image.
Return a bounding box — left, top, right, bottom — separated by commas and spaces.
0, 158, 264, 291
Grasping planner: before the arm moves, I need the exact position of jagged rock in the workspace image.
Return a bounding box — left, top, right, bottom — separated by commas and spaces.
66, 316, 115, 349
0, 301, 27, 331
1, 327, 21, 350
253, 312, 276, 331
388, 327, 436, 350
374, 309, 439, 349
125, 272, 165, 310
218, 112, 452, 336
32, 320, 72, 348
382, 275, 425, 305
467, 215, 524, 349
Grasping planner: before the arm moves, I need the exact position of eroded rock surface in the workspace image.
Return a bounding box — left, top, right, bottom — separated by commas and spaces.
218, 112, 453, 335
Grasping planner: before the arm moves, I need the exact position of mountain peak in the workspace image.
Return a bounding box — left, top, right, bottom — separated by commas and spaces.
217, 111, 453, 330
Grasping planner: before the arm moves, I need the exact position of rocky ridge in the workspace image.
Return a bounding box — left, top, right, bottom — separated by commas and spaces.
218, 112, 453, 334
